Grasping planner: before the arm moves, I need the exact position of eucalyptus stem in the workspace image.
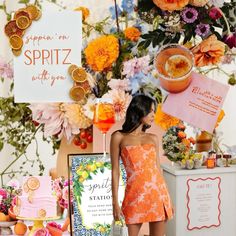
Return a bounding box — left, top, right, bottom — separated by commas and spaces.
0, 124, 42, 186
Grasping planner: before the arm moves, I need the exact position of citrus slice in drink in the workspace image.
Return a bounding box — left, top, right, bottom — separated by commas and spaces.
68, 64, 78, 76
12, 48, 22, 56
14, 10, 30, 20
71, 67, 87, 82
165, 55, 191, 78
25, 5, 40, 20
9, 35, 23, 50
13, 206, 20, 216
27, 177, 40, 190
69, 86, 85, 101
16, 15, 31, 30
4, 20, 24, 37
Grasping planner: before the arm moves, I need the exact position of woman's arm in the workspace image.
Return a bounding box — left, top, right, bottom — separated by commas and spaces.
110, 131, 123, 220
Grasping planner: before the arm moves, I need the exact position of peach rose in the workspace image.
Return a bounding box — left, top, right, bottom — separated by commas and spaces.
191, 35, 225, 67
189, 0, 209, 7
153, 0, 189, 11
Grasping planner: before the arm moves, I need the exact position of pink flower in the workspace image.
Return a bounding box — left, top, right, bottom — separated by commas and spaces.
6, 179, 20, 189
29, 103, 80, 141
223, 33, 236, 49
122, 55, 151, 78
0, 57, 13, 79
103, 90, 132, 121
0, 189, 7, 199
47, 222, 62, 230
209, 7, 222, 20
33, 228, 51, 236
108, 78, 130, 91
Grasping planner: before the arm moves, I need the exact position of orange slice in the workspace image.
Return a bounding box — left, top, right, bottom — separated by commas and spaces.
34, 10, 42, 21
4, 20, 24, 37
78, 80, 91, 93
71, 67, 87, 82
27, 177, 40, 190
9, 35, 23, 50
23, 182, 29, 193
12, 48, 22, 57
38, 209, 46, 218
16, 15, 31, 30
25, 5, 40, 20
69, 86, 86, 101
14, 10, 30, 20
68, 64, 78, 75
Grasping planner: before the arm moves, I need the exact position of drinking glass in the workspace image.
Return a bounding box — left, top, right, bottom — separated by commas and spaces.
93, 98, 115, 159
155, 44, 194, 93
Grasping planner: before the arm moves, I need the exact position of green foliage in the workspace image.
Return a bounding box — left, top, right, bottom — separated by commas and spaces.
0, 97, 45, 185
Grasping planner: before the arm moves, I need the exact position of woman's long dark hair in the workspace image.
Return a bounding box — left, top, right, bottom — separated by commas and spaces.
121, 94, 156, 133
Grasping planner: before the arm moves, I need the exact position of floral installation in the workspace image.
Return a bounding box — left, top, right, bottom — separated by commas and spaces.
52, 177, 73, 209
162, 124, 203, 169
0, 179, 21, 218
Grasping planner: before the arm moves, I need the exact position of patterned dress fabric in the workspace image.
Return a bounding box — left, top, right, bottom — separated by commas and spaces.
120, 143, 173, 224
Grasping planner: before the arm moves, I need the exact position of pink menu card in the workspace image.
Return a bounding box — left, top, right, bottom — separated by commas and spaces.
162, 72, 229, 133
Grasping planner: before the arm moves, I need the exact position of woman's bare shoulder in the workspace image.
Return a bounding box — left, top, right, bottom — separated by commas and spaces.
146, 133, 159, 143
111, 130, 124, 142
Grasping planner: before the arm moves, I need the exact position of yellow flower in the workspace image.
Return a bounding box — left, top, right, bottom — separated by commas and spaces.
215, 109, 225, 128
154, 104, 180, 130
74, 7, 90, 21
85, 35, 119, 72
124, 27, 141, 42
64, 104, 92, 129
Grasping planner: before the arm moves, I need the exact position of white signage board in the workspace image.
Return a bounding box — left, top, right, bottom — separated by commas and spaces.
14, 11, 82, 102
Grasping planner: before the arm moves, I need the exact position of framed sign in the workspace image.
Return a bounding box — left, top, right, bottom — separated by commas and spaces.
68, 153, 126, 236
186, 177, 221, 230
14, 11, 82, 102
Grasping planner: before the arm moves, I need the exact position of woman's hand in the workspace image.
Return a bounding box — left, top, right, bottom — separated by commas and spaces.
113, 203, 123, 221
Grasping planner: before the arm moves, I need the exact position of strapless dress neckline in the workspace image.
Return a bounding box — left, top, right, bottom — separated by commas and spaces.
121, 143, 155, 149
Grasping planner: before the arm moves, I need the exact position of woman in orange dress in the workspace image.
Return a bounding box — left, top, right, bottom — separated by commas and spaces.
110, 94, 173, 236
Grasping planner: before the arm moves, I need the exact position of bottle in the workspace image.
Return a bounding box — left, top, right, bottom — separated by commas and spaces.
207, 151, 216, 169
196, 131, 213, 152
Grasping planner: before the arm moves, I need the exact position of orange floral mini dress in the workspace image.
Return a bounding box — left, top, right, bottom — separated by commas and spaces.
120, 143, 173, 224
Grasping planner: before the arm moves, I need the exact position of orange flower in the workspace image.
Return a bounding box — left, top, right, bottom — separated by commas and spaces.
191, 34, 225, 67
189, 0, 209, 7
182, 138, 191, 148
154, 104, 180, 130
124, 27, 141, 42
215, 109, 225, 128
153, 0, 189, 11
178, 131, 186, 139
74, 7, 90, 21
85, 35, 119, 72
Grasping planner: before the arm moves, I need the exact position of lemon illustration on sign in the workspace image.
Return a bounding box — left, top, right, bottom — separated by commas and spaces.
79, 177, 85, 183
96, 162, 103, 168
98, 226, 106, 233
81, 171, 89, 179
87, 164, 97, 171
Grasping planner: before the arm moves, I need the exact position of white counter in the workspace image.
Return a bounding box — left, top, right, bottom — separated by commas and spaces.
162, 163, 236, 236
